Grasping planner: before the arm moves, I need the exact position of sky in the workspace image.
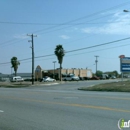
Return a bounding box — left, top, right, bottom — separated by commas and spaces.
1, 0, 130, 74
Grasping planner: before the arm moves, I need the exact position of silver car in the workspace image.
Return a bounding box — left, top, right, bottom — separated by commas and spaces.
71, 76, 79, 81
63, 74, 79, 81
43, 77, 56, 82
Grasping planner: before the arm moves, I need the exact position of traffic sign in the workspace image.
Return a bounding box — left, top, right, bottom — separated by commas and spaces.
120, 57, 130, 72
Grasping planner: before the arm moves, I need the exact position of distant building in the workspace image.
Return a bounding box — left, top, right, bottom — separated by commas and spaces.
35, 65, 92, 80
13, 73, 32, 79
0, 73, 11, 81
0, 73, 32, 81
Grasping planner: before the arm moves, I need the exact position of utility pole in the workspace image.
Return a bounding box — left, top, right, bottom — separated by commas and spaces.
27, 34, 37, 85
95, 56, 99, 75
53, 61, 56, 79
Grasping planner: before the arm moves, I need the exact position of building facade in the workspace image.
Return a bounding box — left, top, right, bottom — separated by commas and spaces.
35, 65, 92, 80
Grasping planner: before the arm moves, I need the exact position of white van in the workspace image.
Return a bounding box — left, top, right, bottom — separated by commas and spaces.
10, 76, 24, 82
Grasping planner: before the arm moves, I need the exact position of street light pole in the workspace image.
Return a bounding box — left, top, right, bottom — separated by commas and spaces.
122, 10, 129, 81
53, 61, 56, 79
95, 56, 99, 74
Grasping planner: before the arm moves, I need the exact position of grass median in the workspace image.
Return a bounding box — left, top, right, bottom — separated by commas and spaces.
78, 81, 130, 92
0, 82, 31, 88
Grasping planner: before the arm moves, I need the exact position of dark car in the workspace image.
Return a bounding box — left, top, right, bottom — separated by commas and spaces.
91, 76, 100, 80
84, 77, 91, 80
79, 77, 84, 81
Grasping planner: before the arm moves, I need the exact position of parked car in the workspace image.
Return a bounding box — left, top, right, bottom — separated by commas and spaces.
84, 77, 91, 80
42, 77, 56, 82
71, 76, 79, 81
91, 76, 100, 80
79, 77, 84, 81
101, 74, 109, 79
24, 78, 38, 82
63, 74, 79, 81
24, 78, 32, 81
111, 76, 116, 79
10, 76, 24, 82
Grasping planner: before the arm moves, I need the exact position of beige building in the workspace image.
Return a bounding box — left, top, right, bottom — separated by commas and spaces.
35, 65, 92, 79
35, 65, 43, 80
49, 69, 92, 77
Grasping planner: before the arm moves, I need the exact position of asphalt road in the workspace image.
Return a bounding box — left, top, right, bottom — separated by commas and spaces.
0, 79, 130, 130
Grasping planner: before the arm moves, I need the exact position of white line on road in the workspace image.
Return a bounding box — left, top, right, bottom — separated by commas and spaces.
45, 83, 59, 86
0, 110, 4, 112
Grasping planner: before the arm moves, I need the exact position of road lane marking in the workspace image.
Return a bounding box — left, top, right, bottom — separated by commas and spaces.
14, 89, 130, 101
0, 110, 4, 112
0, 96, 130, 113
1, 88, 130, 101
24, 91, 130, 101
45, 83, 59, 86
77, 95, 130, 101
38, 83, 59, 86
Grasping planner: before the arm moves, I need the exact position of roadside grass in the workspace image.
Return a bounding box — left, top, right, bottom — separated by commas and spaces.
0, 81, 60, 88
78, 81, 130, 92
0, 82, 31, 88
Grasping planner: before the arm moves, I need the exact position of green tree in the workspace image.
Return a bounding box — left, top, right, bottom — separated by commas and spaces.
112, 70, 119, 77
11, 57, 20, 76
96, 70, 103, 77
54, 45, 65, 81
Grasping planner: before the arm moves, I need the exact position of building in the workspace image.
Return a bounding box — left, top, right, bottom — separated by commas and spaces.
0, 73, 11, 81
0, 72, 32, 81
35, 65, 92, 80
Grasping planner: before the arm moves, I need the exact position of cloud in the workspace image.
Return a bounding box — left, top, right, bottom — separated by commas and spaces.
14, 34, 28, 39
60, 35, 70, 39
82, 11, 130, 35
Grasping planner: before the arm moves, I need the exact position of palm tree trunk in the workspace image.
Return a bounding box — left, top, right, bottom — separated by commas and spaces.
60, 64, 62, 81
15, 69, 17, 76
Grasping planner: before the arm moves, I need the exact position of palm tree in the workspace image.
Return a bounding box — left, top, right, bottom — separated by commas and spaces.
11, 57, 20, 76
54, 45, 65, 81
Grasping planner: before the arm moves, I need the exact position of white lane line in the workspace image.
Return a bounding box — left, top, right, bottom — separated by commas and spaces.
38, 83, 59, 86
0, 110, 4, 112
46, 83, 59, 86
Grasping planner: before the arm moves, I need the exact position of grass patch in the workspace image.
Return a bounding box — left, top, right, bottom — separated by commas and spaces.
78, 81, 130, 92
0, 82, 31, 88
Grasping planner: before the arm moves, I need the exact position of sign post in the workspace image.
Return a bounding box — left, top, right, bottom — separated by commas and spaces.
119, 55, 130, 81
120, 57, 130, 72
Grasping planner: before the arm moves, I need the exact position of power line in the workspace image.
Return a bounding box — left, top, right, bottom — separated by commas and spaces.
0, 1, 129, 27
66, 37, 130, 53
0, 39, 27, 48
1, 1, 129, 34
65, 43, 130, 57
0, 1, 130, 48
2, 41, 130, 67
0, 36, 130, 65
0, 21, 128, 26
0, 39, 19, 46
34, 11, 127, 35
